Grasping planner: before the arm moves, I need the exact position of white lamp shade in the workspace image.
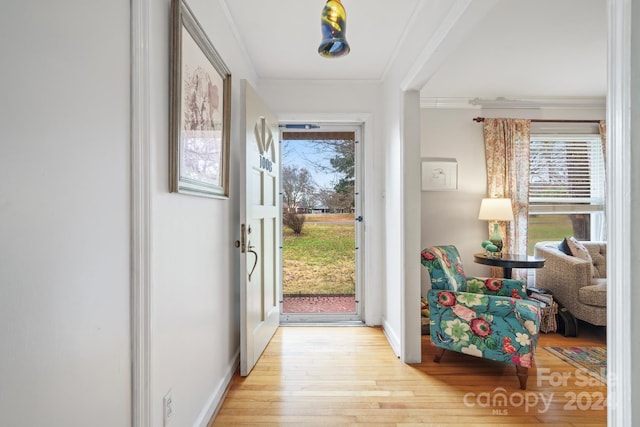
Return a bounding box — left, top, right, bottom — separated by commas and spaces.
478, 198, 514, 221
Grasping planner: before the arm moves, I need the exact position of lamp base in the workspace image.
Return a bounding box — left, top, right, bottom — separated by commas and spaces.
489, 222, 503, 254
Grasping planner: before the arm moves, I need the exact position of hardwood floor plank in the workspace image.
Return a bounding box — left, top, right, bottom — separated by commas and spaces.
209, 324, 606, 426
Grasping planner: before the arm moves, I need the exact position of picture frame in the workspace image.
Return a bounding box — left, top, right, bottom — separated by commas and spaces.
170, 0, 231, 198
421, 158, 458, 191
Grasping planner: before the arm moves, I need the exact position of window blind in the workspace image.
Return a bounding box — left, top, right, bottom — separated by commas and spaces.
529, 135, 605, 210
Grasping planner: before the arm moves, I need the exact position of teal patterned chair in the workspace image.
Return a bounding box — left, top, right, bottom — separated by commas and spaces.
421, 245, 541, 389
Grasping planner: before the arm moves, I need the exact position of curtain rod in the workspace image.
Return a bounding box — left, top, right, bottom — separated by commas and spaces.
473, 117, 601, 124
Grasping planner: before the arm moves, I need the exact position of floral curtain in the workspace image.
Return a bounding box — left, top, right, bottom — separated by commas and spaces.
599, 120, 606, 163
483, 119, 531, 279
599, 120, 607, 241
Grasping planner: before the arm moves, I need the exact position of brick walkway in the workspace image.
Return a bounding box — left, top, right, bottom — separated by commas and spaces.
282, 295, 356, 313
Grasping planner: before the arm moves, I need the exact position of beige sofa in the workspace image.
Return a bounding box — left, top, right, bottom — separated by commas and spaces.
534, 241, 607, 326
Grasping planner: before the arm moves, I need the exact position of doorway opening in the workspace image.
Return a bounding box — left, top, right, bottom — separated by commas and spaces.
279, 123, 363, 323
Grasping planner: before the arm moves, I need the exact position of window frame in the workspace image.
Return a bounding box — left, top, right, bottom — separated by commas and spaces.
528, 133, 605, 243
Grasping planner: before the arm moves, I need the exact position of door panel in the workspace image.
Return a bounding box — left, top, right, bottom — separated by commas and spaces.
240, 81, 280, 376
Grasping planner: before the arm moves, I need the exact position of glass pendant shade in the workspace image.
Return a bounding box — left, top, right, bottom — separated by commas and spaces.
318, 0, 350, 58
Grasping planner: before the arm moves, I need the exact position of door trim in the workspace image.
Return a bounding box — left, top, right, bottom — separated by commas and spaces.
278, 113, 379, 326
131, 0, 152, 425
607, 0, 632, 424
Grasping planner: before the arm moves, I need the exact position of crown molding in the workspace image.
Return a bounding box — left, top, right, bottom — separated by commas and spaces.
420, 96, 606, 110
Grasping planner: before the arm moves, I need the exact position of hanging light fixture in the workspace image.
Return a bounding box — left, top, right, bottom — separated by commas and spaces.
318, 0, 350, 58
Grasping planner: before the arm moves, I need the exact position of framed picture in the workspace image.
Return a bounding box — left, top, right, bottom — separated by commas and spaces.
421, 158, 458, 191
170, 0, 231, 198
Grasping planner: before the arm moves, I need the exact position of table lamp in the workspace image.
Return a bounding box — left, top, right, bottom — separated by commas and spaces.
478, 198, 514, 256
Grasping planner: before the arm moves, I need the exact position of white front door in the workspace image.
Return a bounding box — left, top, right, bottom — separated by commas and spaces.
239, 81, 280, 376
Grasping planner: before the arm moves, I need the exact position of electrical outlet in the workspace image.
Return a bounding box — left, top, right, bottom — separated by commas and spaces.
163, 390, 174, 426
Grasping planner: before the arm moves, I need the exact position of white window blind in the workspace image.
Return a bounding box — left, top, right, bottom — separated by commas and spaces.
529, 135, 605, 213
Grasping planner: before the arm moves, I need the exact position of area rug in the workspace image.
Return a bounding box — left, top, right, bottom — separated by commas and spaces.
545, 346, 607, 384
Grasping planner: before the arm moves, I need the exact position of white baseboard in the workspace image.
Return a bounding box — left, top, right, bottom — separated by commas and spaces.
194, 348, 240, 427
381, 319, 401, 358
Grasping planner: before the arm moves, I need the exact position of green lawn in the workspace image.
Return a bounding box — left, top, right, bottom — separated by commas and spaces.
282, 222, 355, 295
527, 214, 576, 254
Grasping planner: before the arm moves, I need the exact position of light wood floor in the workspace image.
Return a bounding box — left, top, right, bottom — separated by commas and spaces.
210, 324, 607, 426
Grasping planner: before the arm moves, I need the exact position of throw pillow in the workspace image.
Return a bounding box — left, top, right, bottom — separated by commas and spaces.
566, 236, 596, 278
558, 238, 572, 256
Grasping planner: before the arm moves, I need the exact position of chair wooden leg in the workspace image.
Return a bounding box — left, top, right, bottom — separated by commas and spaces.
516, 365, 529, 390
433, 347, 446, 363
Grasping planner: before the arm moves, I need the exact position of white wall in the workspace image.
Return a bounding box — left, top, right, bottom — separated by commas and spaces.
419, 106, 606, 290
379, 82, 404, 356
0, 2, 131, 426
401, 91, 422, 363
148, 0, 258, 425
378, 0, 520, 364
377, 1, 469, 363
419, 108, 487, 286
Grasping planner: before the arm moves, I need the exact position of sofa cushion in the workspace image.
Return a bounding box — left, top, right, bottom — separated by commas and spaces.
558, 238, 572, 255
566, 237, 595, 278
588, 244, 607, 279
579, 280, 607, 307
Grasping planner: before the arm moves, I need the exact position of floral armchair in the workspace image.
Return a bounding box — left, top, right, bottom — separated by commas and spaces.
421, 245, 541, 389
